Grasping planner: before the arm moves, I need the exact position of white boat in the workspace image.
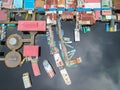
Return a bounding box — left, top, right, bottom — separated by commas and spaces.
43, 60, 55, 79
74, 28, 80, 41
22, 72, 32, 89
60, 68, 71, 85
53, 53, 64, 67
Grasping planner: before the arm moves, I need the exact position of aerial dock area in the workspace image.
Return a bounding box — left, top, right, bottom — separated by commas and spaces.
0, 0, 120, 90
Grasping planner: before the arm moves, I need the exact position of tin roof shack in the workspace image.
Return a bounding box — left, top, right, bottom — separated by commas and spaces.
0, 10, 7, 21
24, 0, 34, 10
101, 0, 112, 8
84, 0, 100, 8
76, 12, 96, 25
2, 0, 13, 9
17, 21, 46, 31
113, 0, 120, 9
13, 0, 23, 8
58, 0, 65, 8
35, 0, 44, 9
45, 0, 58, 9
60, 11, 74, 20
23, 45, 39, 57
66, 0, 77, 9
46, 11, 57, 25
77, 0, 85, 8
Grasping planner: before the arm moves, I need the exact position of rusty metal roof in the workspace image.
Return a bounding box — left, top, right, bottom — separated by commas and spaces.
35, 0, 44, 8
2, 0, 13, 9
77, 12, 96, 25
113, 0, 120, 9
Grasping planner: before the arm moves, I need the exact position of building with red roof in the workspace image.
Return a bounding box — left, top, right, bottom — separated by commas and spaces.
17, 21, 46, 31
23, 45, 39, 57
76, 12, 96, 25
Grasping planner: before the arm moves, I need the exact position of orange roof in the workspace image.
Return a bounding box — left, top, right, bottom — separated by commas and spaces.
18, 21, 46, 31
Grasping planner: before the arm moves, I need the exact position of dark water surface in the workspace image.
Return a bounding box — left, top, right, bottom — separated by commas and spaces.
0, 22, 120, 90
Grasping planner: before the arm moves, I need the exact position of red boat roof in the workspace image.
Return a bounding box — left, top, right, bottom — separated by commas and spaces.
23, 45, 39, 57
85, 0, 100, 3
17, 21, 46, 31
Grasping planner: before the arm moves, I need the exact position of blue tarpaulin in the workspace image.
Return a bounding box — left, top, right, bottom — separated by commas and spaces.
13, 0, 23, 8
24, 0, 34, 10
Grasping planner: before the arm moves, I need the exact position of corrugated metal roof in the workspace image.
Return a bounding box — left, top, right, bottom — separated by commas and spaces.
102, 10, 112, 15
24, 0, 34, 10
95, 10, 100, 20
77, 12, 96, 25
58, 0, 65, 7
2, 0, 13, 9
0, 10, 7, 21
85, 3, 100, 8
13, 0, 23, 8
85, 0, 100, 3
17, 21, 46, 31
66, 0, 76, 8
35, 0, 44, 8
23, 45, 39, 57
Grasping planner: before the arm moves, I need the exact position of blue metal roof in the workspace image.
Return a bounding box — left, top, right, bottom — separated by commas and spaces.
13, 0, 23, 8
24, 0, 34, 10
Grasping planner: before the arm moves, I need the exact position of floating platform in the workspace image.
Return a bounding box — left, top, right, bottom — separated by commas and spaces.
5, 51, 21, 68
6, 34, 23, 50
